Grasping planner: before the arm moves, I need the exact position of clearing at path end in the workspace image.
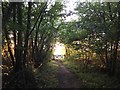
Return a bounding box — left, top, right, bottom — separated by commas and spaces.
55, 60, 81, 88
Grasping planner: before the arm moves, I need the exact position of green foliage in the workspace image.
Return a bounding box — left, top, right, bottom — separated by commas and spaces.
58, 2, 120, 76
62, 57, 120, 88
34, 60, 59, 88
2, 1, 65, 88
2, 1, 120, 88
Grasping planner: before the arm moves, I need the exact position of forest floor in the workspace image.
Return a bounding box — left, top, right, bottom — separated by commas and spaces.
34, 59, 81, 88
34, 58, 120, 88
55, 59, 81, 88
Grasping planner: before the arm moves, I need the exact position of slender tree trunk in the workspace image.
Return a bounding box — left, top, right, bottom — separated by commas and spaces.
4, 28, 15, 66
110, 3, 120, 75
2, 3, 15, 67
105, 41, 108, 64
12, 4, 17, 70
15, 3, 23, 72
23, 2, 32, 67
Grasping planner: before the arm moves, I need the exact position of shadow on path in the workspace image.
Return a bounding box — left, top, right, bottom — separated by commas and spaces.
54, 60, 81, 88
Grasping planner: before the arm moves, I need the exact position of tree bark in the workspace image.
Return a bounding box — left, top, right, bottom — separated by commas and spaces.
23, 2, 32, 67
15, 3, 23, 72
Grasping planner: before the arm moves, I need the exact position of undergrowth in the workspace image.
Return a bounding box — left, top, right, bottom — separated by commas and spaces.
34, 60, 59, 88
62, 58, 120, 88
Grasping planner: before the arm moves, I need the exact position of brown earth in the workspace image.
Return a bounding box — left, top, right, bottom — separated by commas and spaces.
55, 60, 81, 88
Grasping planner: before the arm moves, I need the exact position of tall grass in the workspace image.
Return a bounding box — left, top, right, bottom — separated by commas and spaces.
62, 58, 120, 88
34, 60, 59, 88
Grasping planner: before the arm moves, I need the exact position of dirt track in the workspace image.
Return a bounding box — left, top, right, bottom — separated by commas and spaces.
55, 60, 81, 88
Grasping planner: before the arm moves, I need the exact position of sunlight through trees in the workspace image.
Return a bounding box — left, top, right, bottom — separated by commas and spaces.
2, 1, 120, 89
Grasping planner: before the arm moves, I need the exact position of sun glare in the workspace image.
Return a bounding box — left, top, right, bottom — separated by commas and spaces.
53, 42, 66, 56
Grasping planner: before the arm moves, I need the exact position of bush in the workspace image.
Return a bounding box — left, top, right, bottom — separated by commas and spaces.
62, 57, 120, 88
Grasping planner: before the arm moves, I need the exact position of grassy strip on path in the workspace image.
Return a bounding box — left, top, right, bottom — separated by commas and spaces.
61, 58, 120, 88
34, 60, 59, 88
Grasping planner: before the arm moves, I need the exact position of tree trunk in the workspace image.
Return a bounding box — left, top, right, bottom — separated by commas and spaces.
23, 2, 32, 67
15, 3, 23, 72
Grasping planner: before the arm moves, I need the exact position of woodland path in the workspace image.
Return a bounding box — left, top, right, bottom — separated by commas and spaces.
54, 60, 81, 88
